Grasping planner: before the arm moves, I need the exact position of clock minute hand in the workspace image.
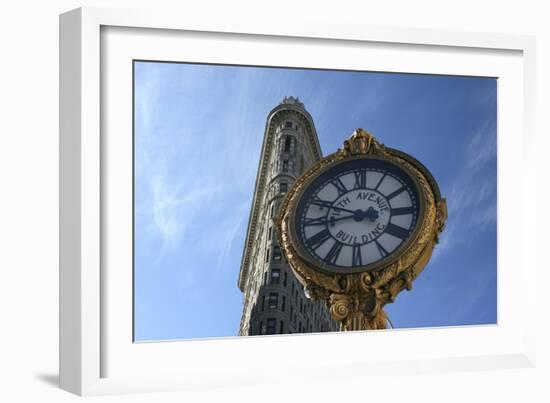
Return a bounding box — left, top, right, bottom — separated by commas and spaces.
331, 206, 358, 214
304, 214, 356, 226
310, 198, 356, 214
329, 214, 357, 223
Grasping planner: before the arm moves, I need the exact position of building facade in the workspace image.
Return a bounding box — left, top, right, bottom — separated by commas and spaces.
238, 96, 339, 336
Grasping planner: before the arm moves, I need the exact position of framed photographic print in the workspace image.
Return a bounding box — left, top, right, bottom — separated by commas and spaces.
60, 6, 537, 396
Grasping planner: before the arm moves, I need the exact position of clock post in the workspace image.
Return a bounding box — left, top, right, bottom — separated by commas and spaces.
276, 129, 447, 331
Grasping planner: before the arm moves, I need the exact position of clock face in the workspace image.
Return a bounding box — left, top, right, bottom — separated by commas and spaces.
291, 156, 423, 273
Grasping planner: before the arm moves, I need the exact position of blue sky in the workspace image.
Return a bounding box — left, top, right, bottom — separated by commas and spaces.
133, 61, 497, 341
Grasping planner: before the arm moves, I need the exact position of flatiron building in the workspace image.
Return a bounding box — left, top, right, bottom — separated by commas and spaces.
238, 96, 339, 336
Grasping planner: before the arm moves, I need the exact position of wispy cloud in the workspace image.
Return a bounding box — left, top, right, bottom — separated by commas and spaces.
466, 115, 497, 170
213, 202, 250, 272
431, 218, 457, 263
134, 62, 263, 265
432, 114, 497, 262
134, 64, 161, 144
149, 173, 223, 254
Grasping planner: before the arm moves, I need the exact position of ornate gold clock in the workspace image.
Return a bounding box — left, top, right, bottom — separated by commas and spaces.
276, 129, 447, 330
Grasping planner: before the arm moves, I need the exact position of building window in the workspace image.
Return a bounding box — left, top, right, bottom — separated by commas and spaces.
282, 296, 286, 312
268, 293, 278, 309
270, 203, 275, 218
265, 248, 270, 263
284, 137, 291, 152
299, 322, 302, 332
285, 121, 293, 129
266, 318, 276, 335
300, 298, 303, 313
273, 246, 282, 261
260, 321, 266, 335
268, 226, 272, 240
280, 183, 287, 193
261, 295, 265, 311
282, 160, 288, 172
271, 268, 280, 284
292, 281, 295, 294
283, 271, 288, 287
263, 270, 268, 285
280, 320, 284, 334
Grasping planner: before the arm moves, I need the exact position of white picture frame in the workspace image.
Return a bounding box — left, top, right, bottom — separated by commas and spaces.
59, 6, 537, 396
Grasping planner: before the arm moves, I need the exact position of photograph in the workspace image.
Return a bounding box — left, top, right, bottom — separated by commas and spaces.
132, 61, 497, 341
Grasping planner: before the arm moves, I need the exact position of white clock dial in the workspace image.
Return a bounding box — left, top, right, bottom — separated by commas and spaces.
293, 157, 421, 272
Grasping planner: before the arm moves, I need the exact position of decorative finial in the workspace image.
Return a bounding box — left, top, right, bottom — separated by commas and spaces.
342, 128, 384, 156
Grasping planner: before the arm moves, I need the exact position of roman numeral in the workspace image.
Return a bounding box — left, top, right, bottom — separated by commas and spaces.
384, 223, 410, 240
352, 244, 362, 266
306, 229, 331, 250
331, 178, 347, 195
375, 240, 388, 258
391, 206, 415, 216
353, 170, 366, 189
374, 173, 386, 190
310, 197, 333, 210
386, 186, 406, 200
325, 242, 343, 265
304, 216, 328, 226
